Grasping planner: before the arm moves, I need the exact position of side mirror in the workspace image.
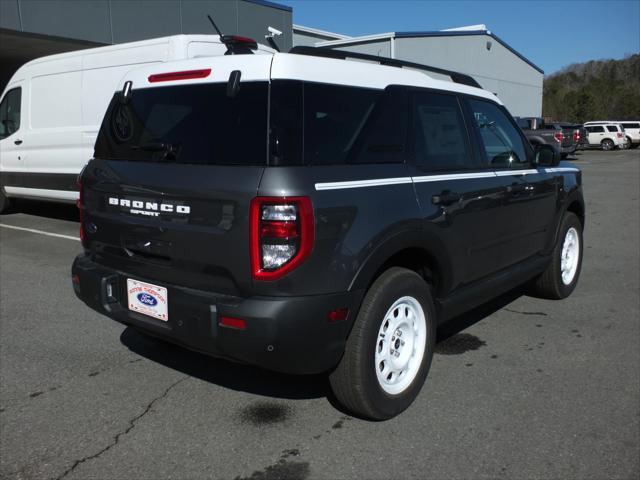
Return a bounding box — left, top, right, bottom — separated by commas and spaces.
534, 144, 559, 166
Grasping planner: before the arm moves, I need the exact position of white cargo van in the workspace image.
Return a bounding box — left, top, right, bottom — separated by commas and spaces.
0, 34, 272, 212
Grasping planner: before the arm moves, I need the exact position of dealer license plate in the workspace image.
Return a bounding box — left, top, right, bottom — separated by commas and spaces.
127, 279, 168, 321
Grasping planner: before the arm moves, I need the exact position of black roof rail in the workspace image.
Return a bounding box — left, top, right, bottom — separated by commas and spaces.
288, 45, 483, 89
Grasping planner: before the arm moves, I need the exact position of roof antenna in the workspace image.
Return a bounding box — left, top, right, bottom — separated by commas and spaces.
207, 14, 257, 55
207, 14, 224, 38
265, 26, 282, 52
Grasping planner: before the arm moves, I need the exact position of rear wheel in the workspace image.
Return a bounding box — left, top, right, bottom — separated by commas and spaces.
532, 212, 583, 299
329, 267, 436, 420
601, 139, 614, 151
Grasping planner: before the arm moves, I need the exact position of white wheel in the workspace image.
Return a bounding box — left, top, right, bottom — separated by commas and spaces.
561, 227, 580, 285
375, 296, 427, 395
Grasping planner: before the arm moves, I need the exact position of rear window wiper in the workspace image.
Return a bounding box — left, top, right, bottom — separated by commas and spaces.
131, 142, 181, 161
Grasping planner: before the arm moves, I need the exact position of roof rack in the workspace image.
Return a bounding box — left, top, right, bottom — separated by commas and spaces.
288, 45, 482, 89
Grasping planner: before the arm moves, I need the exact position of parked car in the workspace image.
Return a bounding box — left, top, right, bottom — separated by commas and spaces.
71, 44, 584, 420
616, 121, 640, 148
560, 124, 589, 151
515, 117, 574, 158
0, 34, 274, 213
584, 122, 626, 150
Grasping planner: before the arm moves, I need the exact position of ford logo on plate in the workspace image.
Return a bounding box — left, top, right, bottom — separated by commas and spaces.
137, 292, 158, 307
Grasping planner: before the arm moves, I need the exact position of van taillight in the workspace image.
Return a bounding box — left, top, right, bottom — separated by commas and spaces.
77, 176, 87, 249
554, 132, 564, 143
250, 197, 314, 281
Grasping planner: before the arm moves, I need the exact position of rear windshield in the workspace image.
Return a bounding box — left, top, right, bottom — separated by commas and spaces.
94, 82, 268, 165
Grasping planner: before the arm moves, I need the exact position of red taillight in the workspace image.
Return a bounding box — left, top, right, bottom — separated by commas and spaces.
148, 69, 211, 83
219, 316, 247, 330
554, 132, 564, 143
573, 131, 579, 142
77, 176, 87, 249
617, 132, 624, 138
250, 197, 314, 281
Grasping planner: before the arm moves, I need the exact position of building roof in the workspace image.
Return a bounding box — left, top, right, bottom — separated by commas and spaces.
316, 28, 544, 74
293, 24, 351, 40
243, 0, 292, 13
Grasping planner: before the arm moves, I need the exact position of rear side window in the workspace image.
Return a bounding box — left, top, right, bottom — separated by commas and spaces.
606, 125, 619, 132
410, 92, 472, 170
467, 98, 528, 167
0, 87, 21, 140
269, 81, 408, 166
95, 82, 268, 165
621, 123, 639, 129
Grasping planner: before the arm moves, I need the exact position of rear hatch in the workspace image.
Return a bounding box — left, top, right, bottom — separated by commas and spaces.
81, 56, 272, 296
560, 126, 576, 148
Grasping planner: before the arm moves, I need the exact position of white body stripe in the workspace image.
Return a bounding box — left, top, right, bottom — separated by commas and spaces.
544, 167, 579, 173
314, 167, 579, 191
494, 169, 538, 176
412, 171, 496, 183
315, 177, 413, 191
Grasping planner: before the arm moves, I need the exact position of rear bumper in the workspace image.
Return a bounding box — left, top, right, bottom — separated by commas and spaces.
72, 254, 363, 375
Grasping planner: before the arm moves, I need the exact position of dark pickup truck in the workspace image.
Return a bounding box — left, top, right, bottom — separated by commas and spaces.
516, 117, 577, 158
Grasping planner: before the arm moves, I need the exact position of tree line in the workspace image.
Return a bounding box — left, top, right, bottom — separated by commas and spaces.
543, 54, 640, 123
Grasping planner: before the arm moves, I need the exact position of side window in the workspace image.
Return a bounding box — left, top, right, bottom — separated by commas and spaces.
0, 87, 22, 140
411, 92, 473, 170
592, 126, 605, 133
606, 125, 618, 132
467, 99, 528, 168
303, 83, 381, 165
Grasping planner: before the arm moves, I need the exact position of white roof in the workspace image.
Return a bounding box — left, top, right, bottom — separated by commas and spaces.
119, 52, 500, 104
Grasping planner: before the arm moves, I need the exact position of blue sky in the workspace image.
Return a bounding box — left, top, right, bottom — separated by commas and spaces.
280, 0, 640, 74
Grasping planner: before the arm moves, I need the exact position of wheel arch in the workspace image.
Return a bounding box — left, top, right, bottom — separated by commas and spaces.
348, 229, 452, 298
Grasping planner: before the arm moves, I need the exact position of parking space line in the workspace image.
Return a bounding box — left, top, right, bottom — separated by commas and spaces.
0, 223, 80, 242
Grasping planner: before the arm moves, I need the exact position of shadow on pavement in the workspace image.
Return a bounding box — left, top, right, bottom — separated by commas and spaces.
2, 198, 79, 222
120, 327, 331, 401
119, 284, 530, 405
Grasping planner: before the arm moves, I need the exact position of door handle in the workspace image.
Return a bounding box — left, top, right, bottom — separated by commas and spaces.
506, 183, 526, 194
14, 139, 22, 145
432, 191, 462, 206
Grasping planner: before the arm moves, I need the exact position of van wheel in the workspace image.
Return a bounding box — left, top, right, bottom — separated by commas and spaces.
329, 267, 436, 420
601, 139, 614, 151
0, 187, 12, 214
532, 212, 583, 299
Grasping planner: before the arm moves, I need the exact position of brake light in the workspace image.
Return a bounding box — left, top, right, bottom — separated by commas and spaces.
250, 197, 314, 281
554, 132, 564, 143
617, 132, 624, 138
573, 131, 579, 142
148, 69, 211, 83
77, 176, 87, 249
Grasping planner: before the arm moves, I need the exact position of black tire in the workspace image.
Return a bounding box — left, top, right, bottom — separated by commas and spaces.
0, 187, 12, 214
532, 212, 583, 299
329, 267, 436, 420
601, 139, 614, 151
561, 153, 568, 159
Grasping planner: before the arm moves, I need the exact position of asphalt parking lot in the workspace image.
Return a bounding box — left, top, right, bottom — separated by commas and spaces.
1, 149, 639, 480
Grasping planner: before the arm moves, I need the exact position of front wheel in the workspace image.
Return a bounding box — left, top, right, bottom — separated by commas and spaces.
532, 212, 583, 299
329, 267, 436, 420
601, 139, 614, 151
0, 187, 12, 214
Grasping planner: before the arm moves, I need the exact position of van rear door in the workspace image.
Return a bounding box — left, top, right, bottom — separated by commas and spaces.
81, 56, 272, 296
